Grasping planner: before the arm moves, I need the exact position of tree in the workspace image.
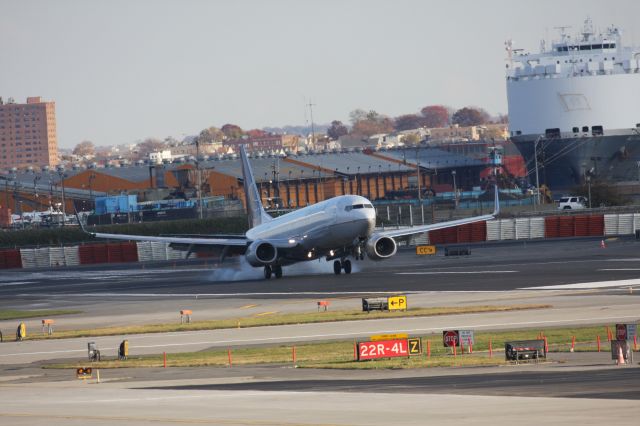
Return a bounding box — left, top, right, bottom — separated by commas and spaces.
221, 124, 244, 139
420, 105, 450, 128
402, 133, 420, 145
394, 114, 425, 131
72, 140, 95, 157
348, 109, 368, 125
246, 129, 268, 138
198, 127, 224, 144
136, 138, 165, 157
496, 114, 509, 124
451, 107, 491, 126
327, 120, 348, 140
350, 109, 394, 137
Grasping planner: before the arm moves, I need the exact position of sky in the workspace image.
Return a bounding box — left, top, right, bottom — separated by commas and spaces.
1, 0, 639, 148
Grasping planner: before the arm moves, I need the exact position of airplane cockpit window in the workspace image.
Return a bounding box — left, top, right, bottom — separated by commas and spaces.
345, 203, 373, 211
345, 203, 369, 211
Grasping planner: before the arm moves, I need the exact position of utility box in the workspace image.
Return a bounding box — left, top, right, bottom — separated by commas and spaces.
505, 340, 546, 362
87, 342, 101, 361
119, 339, 129, 360
362, 297, 388, 312
444, 246, 471, 256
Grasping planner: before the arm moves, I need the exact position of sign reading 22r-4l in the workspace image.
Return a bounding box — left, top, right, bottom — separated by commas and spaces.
358, 339, 409, 360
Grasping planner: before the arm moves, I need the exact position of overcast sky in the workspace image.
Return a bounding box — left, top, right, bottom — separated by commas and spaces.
1, 0, 638, 148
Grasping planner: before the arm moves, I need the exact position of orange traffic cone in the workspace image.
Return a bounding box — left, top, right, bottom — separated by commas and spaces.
600, 240, 606, 249
617, 345, 625, 365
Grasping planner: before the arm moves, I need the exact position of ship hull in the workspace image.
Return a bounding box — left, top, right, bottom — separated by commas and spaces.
512, 133, 640, 191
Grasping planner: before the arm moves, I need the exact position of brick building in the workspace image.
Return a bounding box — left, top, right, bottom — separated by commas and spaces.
0, 97, 58, 170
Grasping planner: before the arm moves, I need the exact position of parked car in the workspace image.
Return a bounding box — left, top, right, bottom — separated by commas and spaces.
558, 196, 587, 210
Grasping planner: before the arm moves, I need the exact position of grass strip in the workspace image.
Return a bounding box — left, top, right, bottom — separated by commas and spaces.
44, 323, 623, 370
22, 304, 550, 341
0, 309, 82, 321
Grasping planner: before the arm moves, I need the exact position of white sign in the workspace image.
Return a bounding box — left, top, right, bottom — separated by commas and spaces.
627, 324, 637, 339
459, 330, 474, 345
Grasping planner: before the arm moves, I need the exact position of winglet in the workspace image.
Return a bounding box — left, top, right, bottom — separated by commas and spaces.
74, 207, 94, 236
239, 145, 272, 227
492, 184, 500, 216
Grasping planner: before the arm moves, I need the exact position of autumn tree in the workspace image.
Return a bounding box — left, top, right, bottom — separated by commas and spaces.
135, 138, 165, 157
246, 129, 268, 138
394, 114, 425, 131
349, 109, 394, 137
72, 140, 95, 156
221, 124, 244, 139
197, 127, 224, 144
327, 120, 348, 140
420, 105, 450, 128
451, 107, 491, 126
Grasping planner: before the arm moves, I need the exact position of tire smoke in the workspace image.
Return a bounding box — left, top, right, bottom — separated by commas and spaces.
209, 256, 362, 282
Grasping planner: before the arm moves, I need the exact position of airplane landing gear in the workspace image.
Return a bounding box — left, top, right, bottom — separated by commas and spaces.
274, 265, 283, 278
333, 260, 341, 275
333, 259, 352, 275
265, 265, 283, 279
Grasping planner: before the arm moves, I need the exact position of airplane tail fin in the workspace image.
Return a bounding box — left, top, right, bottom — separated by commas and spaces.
240, 145, 272, 227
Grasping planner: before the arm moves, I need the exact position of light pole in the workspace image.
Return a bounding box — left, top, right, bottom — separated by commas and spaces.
57, 166, 66, 222
415, 145, 421, 203
586, 176, 592, 208
195, 138, 203, 220
534, 136, 541, 206
452, 170, 458, 209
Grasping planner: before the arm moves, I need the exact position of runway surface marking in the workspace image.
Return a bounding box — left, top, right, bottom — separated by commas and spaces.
0, 281, 36, 287
3, 314, 639, 359
397, 271, 517, 275
521, 278, 640, 290
598, 268, 640, 271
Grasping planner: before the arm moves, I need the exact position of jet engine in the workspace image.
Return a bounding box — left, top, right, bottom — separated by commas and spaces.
365, 234, 397, 261
245, 240, 278, 266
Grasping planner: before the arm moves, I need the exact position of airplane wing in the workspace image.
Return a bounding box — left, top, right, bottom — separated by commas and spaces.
75, 212, 249, 247
376, 185, 499, 239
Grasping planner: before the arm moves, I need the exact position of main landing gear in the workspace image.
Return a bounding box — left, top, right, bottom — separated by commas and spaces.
333, 259, 352, 275
264, 265, 283, 279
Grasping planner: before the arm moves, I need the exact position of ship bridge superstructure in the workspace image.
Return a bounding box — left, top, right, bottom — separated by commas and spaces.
506, 18, 640, 139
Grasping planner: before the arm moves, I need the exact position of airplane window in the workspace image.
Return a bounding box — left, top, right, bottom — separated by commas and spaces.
364, 204, 373, 208
345, 205, 353, 211
352, 204, 364, 209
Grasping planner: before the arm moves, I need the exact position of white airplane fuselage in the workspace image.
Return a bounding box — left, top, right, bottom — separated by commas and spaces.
246, 194, 376, 262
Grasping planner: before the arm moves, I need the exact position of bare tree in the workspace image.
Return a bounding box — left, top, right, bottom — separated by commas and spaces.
72, 140, 95, 156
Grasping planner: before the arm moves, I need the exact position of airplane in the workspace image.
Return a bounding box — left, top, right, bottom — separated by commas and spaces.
79, 145, 499, 279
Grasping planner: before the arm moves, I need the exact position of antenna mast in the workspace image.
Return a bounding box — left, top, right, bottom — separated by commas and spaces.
307, 100, 316, 148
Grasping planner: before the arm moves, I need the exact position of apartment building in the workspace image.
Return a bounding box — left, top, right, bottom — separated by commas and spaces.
0, 96, 58, 170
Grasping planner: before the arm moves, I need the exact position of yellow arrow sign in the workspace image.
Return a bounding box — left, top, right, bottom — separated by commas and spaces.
416, 245, 436, 255
388, 295, 407, 311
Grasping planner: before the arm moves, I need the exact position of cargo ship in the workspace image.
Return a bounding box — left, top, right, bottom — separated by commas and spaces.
506, 18, 640, 191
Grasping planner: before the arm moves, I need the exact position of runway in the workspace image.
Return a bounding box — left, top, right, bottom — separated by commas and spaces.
2, 238, 640, 303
